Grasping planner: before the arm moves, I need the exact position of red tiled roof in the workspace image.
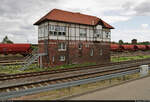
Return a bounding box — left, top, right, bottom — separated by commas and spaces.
34, 9, 114, 29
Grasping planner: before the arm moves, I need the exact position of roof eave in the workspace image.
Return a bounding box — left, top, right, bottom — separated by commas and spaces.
34, 19, 97, 26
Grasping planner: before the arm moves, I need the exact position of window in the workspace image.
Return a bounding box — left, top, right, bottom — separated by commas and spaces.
58, 43, 66, 51
55, 26, 60, 31
49, 25, 55, 31
59, 26, 66, 36
94, 29, 102, 38
38, 27, 41, 38
103, 31, 110, 38
106, 32, 111, 38
85, 44, 89, 48
78, 43, 83, 50
60, 26, 66, 32
80, 28, 87, 37
90, 49, 94, 56
49, 25, 66, 36
99, 49, 103, 56
49, 25, 56, 36
54, 32, 57, 36
52, 56, 55, 62
45, 25, 48, 37
59, 55, 65, 61
40, 27, 44, 37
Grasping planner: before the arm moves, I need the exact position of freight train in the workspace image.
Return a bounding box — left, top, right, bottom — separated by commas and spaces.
111, 44, 150, 52
1, 43, 149, 56
0, 44, 33, 56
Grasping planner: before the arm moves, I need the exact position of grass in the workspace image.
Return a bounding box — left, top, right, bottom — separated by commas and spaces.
111, 55, 150, 62
0, 62, 96, 74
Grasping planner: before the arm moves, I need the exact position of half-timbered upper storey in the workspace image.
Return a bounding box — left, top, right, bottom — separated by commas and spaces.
34, 9, 114, 42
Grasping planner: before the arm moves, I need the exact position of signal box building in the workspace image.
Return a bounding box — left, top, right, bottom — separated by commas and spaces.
34, 9, 114, 67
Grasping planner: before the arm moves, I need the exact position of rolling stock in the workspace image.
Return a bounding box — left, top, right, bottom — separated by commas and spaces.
0, 44, 32, 56
110, 44, 150, 52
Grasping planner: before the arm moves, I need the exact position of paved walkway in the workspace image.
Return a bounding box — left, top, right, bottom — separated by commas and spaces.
69, 76, 150, 100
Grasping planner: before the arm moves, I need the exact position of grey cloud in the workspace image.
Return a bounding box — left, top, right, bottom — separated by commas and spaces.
133, 1, 150, 16
0, 0, 61, 43
122, 2, 133, 11
122, 1, 150, 16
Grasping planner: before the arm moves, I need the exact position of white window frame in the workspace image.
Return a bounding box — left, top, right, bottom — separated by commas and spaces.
80, 28, 87, 37
45, 25, 48, 37
58, 43, 66, 51
52, 56, 55, 62
90, 49, 94, 56
59, 55, 65, 61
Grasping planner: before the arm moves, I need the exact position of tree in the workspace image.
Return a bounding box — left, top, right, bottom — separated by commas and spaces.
1, 36, 14, 44
131, 39, 137, 44
118, 40, 123, 44
138, 41, 150, 45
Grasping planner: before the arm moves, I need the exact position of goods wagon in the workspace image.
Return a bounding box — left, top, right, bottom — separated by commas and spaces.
120, 45, 136, 51
0, 44, 32, 56
134, 45, 147, 51
146, 45, 150, 50
110, 44, 121, 51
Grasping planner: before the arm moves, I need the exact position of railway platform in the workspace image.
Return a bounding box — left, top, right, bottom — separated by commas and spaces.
68, 76, 150, 100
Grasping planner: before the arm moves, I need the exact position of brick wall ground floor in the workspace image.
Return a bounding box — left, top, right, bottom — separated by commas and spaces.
38, 40, 110, 67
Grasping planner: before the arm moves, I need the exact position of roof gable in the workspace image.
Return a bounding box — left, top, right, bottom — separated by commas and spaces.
34, 9, 114, 29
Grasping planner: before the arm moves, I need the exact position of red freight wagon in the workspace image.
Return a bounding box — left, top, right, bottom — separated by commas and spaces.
110, 44, 120, 51
146, 45, 150, 50
0, 44, 32, 56
135, 45, 147, 51
121, 45, 136, 51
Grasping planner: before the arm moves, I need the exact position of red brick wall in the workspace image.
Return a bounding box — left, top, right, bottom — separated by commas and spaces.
38, 40, 110, 67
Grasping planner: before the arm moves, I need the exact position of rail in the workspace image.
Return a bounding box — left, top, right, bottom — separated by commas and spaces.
0, 58, 150, 81
0, 67, 149, 100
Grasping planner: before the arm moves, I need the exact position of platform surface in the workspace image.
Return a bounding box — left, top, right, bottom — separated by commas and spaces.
69, 76, 150, 100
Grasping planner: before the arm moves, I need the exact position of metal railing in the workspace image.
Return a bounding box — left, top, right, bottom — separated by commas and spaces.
20, 48, 47, 71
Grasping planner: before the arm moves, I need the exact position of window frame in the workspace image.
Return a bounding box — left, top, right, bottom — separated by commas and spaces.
106, 31, 111, 38
94, 29, 102, 38
90, 48, 94, 56
59, 55, 66, 61
79, 28, 87, 37
58, 42, 67, 51
49, 25, 66, 36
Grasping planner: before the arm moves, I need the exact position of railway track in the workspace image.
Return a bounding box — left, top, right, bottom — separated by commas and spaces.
0, 60, 37, 66
0, 58, 149, 99
0, 65, 141, 94
0, 56, 24, 61
0, 58, 150, 81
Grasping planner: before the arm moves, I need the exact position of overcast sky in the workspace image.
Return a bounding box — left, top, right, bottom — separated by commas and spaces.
0, 0, 150, 44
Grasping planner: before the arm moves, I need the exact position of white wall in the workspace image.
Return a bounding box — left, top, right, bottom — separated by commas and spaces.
38, 21, 111, 42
